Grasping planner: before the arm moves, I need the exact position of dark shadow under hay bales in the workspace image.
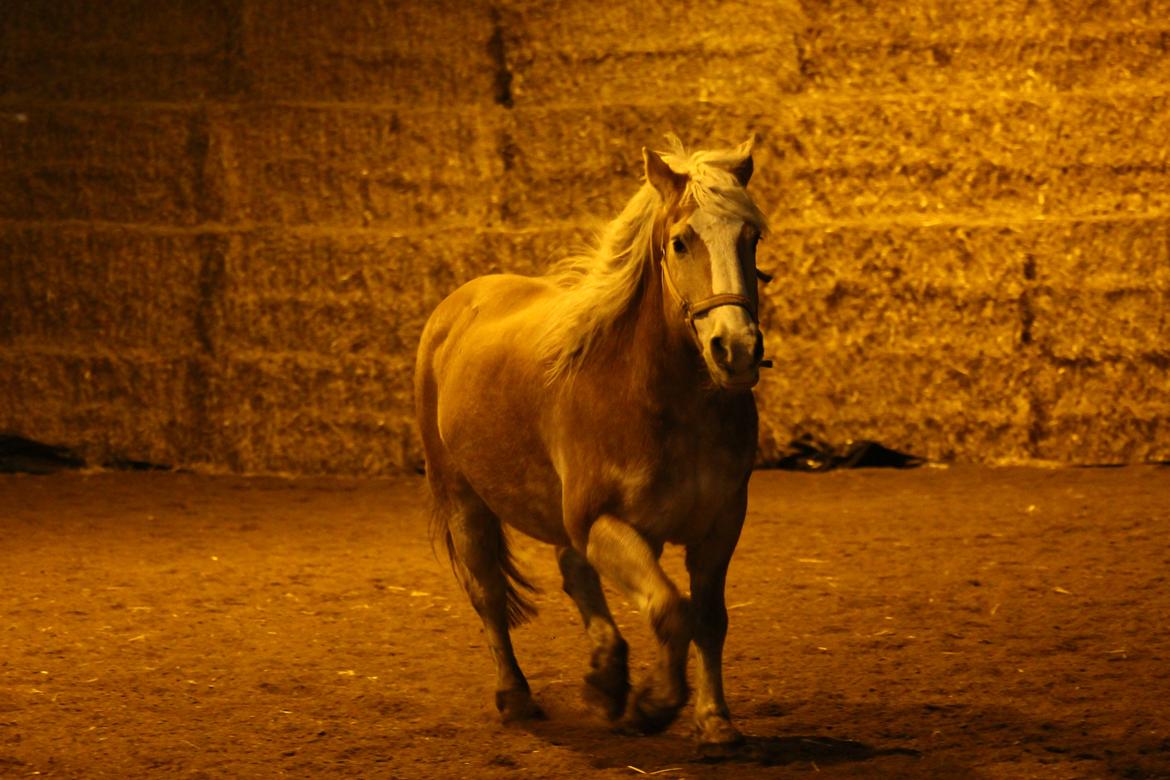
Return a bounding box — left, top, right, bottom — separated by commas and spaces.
0, 435, 171, 474
0, 435, 85, 474
768, 434, 926, 471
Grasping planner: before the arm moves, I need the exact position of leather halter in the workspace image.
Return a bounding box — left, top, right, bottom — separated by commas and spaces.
659, 242, 756, 328
658, 241, 774, 368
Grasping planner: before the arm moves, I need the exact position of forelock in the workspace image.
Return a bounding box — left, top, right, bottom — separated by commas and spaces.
657, 134, 768, 232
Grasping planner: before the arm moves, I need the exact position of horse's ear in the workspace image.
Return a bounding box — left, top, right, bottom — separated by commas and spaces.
724, 136, 755, 187
643, 147, 687, 200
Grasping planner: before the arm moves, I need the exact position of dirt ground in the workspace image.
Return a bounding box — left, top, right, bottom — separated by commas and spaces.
1, 465, 1168, 779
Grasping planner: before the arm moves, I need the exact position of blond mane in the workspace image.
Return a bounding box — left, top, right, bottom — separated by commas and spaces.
537, 135, 769, 382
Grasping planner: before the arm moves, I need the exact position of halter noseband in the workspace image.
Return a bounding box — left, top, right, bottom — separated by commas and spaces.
660, 256, 757, 331
658, 244, 773, 368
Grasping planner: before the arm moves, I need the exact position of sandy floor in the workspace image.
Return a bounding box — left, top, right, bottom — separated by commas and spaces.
2, 465, 1168, 779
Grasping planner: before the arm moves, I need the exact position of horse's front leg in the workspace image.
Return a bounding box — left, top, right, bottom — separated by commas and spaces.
685, 496, 747, 750
557, 546, 630, 720
585, 515, 691, 734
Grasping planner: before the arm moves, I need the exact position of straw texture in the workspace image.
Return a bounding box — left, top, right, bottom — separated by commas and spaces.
2, 0, 1167, 472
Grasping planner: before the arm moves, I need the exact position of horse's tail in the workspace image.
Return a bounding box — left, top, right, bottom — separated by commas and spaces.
429, 499, 539, 629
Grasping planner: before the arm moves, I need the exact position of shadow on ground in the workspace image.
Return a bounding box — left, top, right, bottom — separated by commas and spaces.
517, 699, 946, 778
711, 734, 920, 766
512, 691, 1145, 778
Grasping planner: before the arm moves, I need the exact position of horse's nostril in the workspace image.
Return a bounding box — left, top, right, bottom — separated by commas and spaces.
710, 336, 728, 364
753, 333, 764, 362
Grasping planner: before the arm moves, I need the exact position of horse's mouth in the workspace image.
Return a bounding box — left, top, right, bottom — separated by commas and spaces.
713, 367, 761, 391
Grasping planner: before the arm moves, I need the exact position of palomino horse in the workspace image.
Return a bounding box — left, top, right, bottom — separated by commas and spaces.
414, 135, 768, 749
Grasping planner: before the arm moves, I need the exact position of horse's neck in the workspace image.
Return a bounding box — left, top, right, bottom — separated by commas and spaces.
560, 254, 752, 464
609, 256, 711, 410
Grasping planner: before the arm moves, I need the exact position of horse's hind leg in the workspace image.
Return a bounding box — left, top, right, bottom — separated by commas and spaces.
556, 546, 629, 720
584, 515, 691, 734
443, 497, 544, 722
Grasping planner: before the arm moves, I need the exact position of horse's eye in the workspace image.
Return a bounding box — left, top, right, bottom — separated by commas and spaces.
671, 237, 687, 255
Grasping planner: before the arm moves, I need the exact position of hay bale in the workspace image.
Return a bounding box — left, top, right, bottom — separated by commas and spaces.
3, 0, 1169, 472
213, 105, 500, 229
0, 0, 236, 101
0, 225, 204, 352
1032, 216, 1170, 289
498, 0, 803, 106
499, 101, 788, 227
215, 350, 414, 474
0, 351, 202, 468
0, 223, 208, 468
757, 350, 1035, 464
0, 106, 202, 224
799, 10, 1170, 95
1036, 360, 1170, 463
208, 224, 592, 472
242, 0, 499, 106
799, 1, 1165, 45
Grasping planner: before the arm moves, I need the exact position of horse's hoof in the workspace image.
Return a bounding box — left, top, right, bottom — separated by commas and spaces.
621, 685, 685, 735
696, 717, 745, 758
583, 671, 629, 720
583, 641, 629, 720
495, 689, 546, 723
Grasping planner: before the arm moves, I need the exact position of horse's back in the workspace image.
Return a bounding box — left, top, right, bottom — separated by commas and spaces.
419, 273, 538, 349
416, 273, 557, 398
415, 274, 568, 543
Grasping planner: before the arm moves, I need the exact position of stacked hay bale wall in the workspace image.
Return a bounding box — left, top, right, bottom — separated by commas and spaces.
1, 0, 1167, 473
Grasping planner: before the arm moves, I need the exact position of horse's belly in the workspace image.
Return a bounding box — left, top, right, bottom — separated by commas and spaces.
480, 477, 566, 545
445, 429, 567, 544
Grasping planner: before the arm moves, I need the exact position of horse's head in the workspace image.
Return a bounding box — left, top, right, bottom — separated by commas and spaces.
645, 137, 768, 391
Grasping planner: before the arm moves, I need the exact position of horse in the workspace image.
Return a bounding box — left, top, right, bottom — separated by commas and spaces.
414, 135, 769, 750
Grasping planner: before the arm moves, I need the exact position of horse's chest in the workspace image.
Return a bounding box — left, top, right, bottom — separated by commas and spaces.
556, 390, 755, 544
623, 436, 749, 543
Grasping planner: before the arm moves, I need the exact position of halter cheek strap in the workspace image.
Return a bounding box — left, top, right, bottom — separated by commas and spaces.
653, 200, 776, 365
664, 249, 762, 339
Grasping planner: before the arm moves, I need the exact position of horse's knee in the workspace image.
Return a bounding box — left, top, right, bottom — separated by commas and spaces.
560, 562, 599, 599
649, 592, 692, 647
